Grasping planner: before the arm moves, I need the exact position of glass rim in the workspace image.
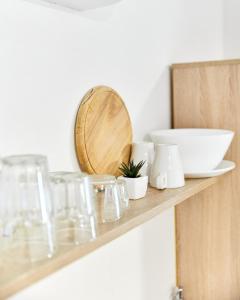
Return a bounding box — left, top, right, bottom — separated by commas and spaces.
2, 154, 47, 166
50, 171, 87, 181
89, 174, 116, 185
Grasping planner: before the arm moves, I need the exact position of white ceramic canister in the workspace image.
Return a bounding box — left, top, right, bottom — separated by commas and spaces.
131, 142, 154, 179
150, 144, 185, 189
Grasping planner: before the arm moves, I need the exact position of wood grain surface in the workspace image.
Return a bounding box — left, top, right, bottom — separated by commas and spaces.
172, 60, 240, 300
75, 86, 132, 176
0, 178, 218, 299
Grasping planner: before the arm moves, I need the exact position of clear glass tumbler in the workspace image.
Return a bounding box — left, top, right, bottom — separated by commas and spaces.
50, 172, 72, 221
103, 183, 121, 222
116, 178, 129, 212
0, 154, 56, 262
50, 172, 97, 245
89, 175, 121, 223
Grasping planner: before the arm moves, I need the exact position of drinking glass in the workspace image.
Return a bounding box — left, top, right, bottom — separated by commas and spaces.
103, 183, 121, 222
49, 172, 72, 221
0, 154, 56, 262
50, 172, 97, 245
116, 178, 129, 211
89, 175, 121, 223
131, 142, 155, 178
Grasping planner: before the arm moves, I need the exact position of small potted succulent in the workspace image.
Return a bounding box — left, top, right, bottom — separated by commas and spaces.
119, 160, 148, 200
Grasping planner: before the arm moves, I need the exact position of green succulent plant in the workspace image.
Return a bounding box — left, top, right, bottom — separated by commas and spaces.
119, 160, 145, 178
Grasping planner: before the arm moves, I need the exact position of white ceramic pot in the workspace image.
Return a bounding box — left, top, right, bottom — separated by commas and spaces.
130, 142, 154, 179
119, 176, 148, 200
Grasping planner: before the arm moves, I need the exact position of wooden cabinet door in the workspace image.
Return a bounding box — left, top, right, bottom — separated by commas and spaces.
172, 60, 240, 300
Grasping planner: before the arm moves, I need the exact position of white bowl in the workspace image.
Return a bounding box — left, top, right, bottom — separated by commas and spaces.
150, 129, 234, 173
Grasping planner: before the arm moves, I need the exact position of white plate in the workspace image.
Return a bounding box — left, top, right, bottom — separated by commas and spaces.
185, 160, 236, 178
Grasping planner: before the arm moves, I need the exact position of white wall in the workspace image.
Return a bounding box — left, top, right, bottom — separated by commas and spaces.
0, 0, 223, 299
223, 0, 240, 57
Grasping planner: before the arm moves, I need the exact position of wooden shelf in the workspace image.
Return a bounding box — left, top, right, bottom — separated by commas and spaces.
0, 178, 217, 299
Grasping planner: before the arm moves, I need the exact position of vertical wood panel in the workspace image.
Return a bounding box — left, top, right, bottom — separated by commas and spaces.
172, 60, 240, 300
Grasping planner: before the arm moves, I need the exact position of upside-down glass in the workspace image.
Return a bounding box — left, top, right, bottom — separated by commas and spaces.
50, 172, 97, 245
0, 155, 56, 262
49, 172, 72, 221
116, 178, 129, 211
89, 175, 121, 223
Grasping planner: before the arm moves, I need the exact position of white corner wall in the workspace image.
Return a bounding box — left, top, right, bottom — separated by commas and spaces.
223, 0, 240, 57
0, 0, 224, 299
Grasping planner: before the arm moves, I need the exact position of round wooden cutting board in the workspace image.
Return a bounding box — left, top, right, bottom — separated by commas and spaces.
75, 86, 132, 176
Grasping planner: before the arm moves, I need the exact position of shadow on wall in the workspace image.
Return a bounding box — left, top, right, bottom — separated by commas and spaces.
70, 99, 83, 172
134, 66, 171, 141
23, 0, 121, 21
